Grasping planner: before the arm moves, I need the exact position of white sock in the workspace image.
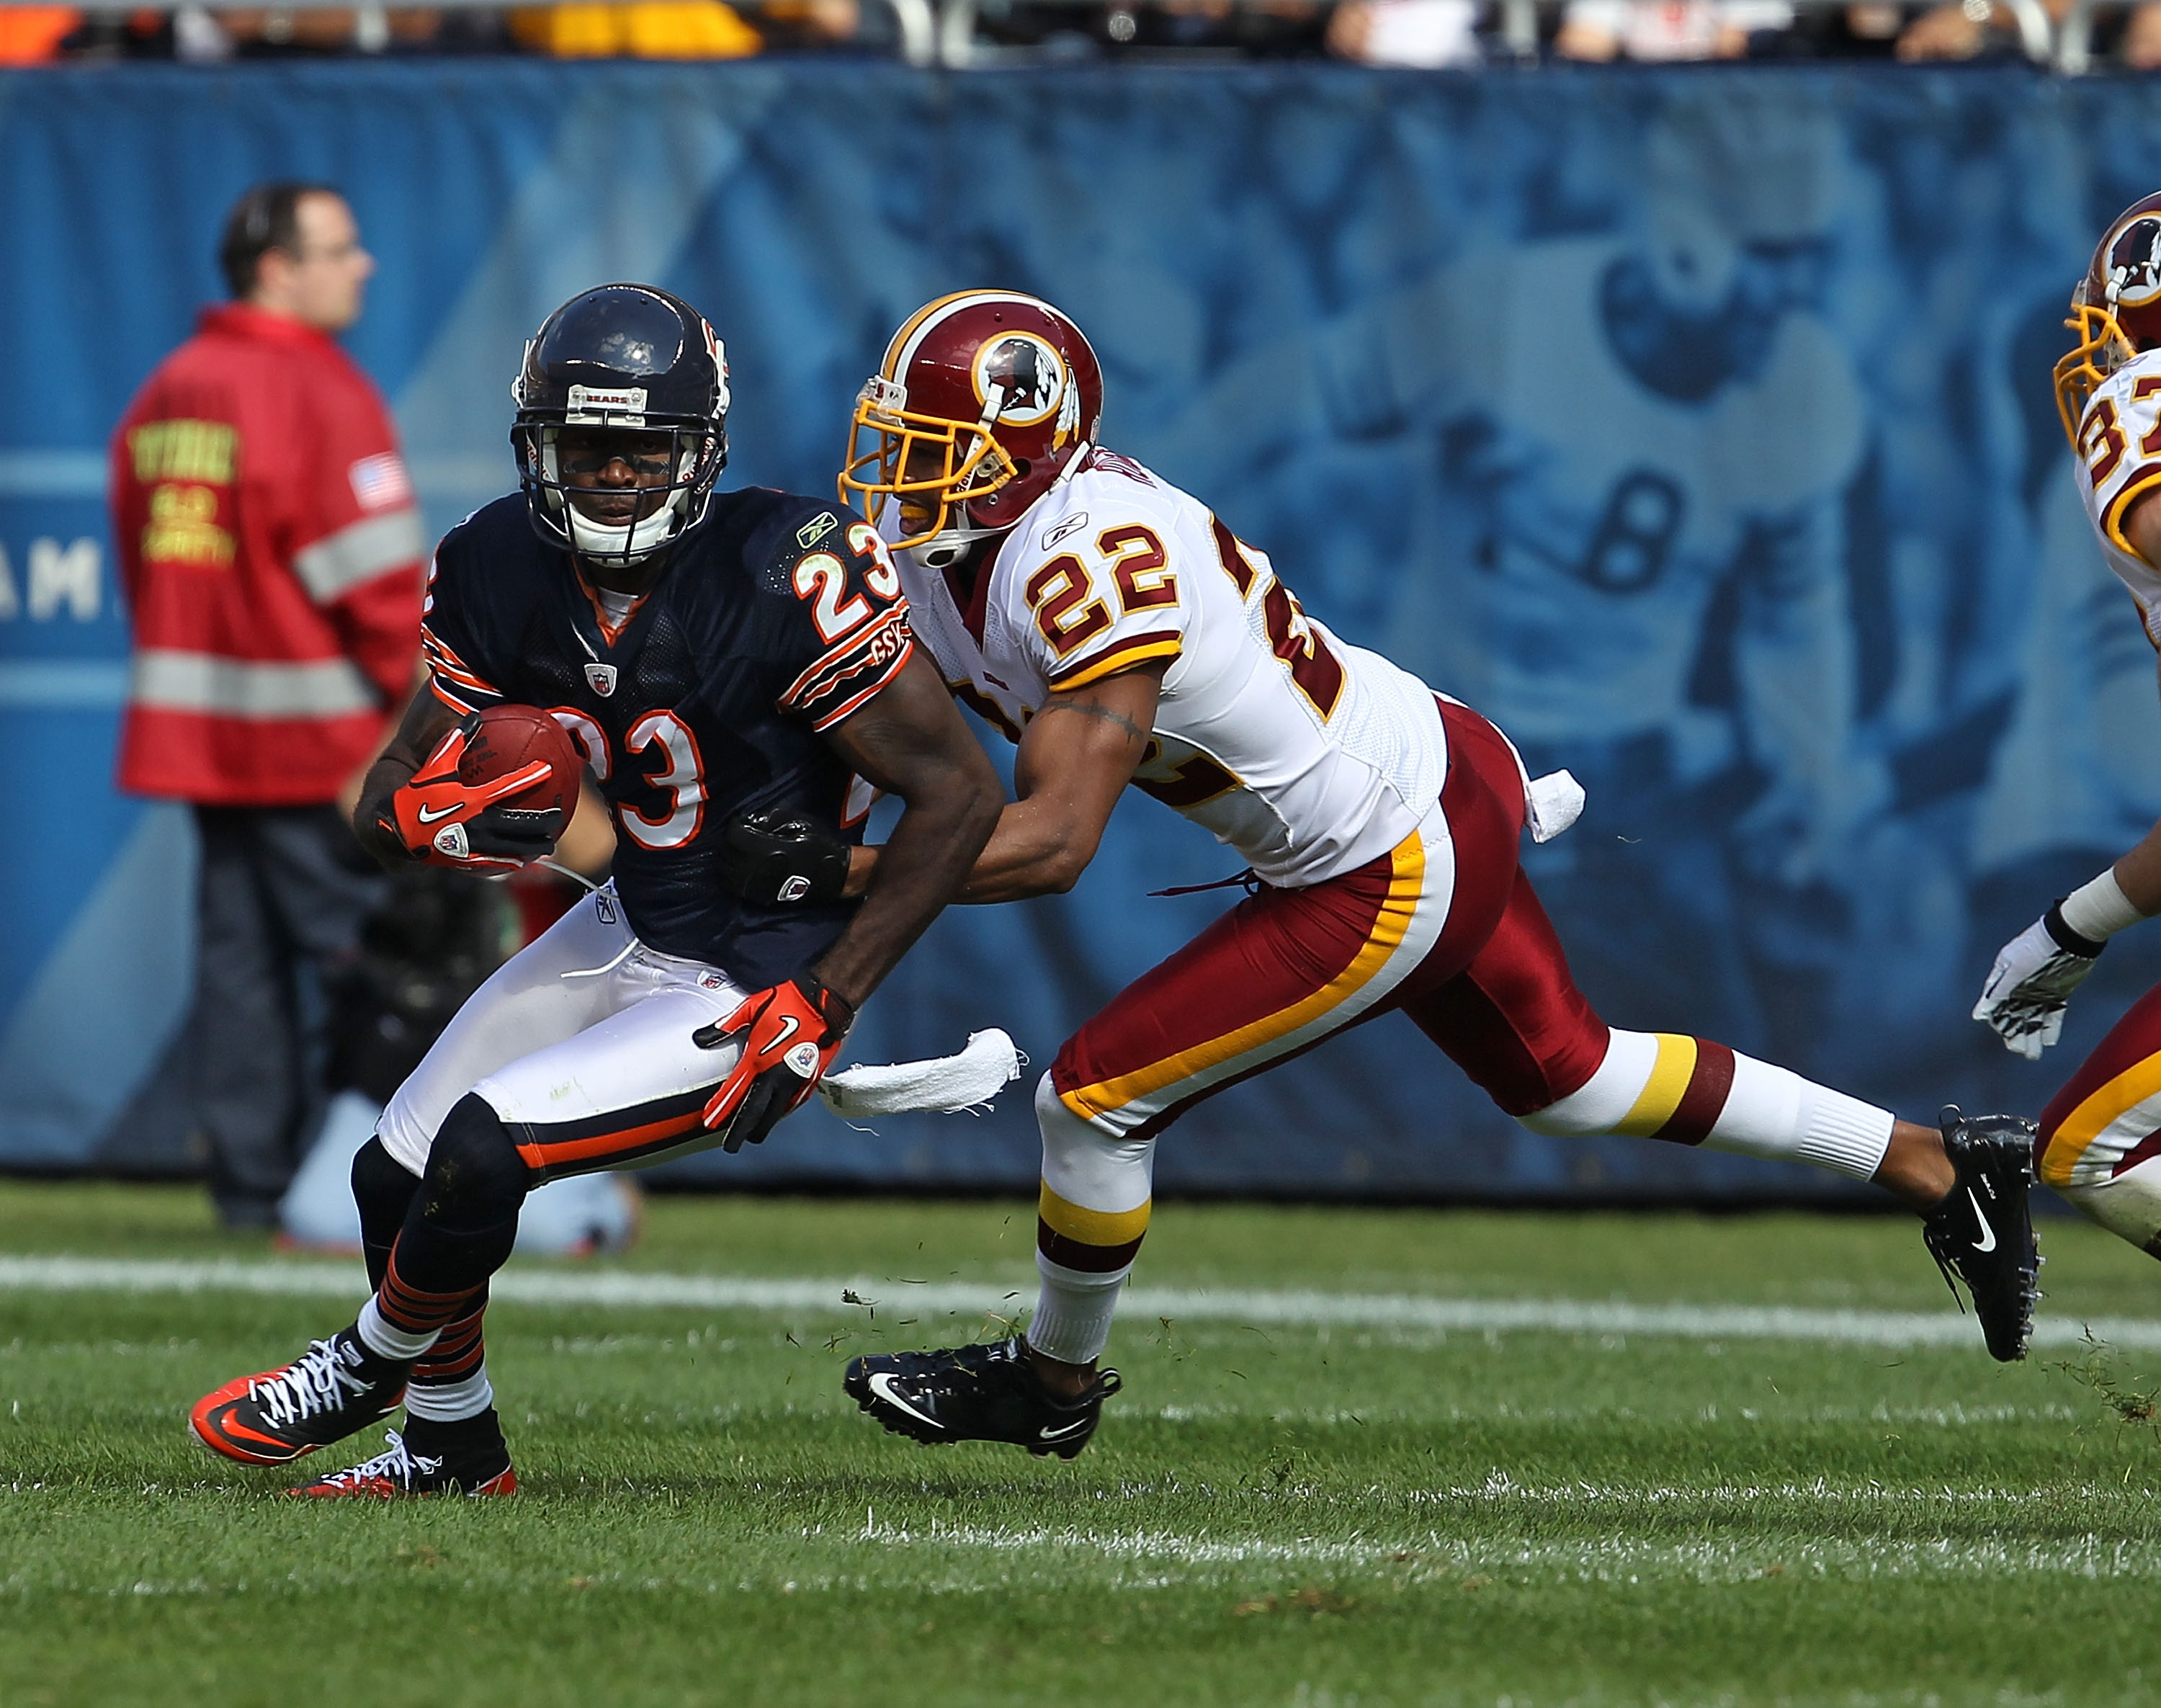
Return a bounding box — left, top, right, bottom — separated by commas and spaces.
1027, 1255, 1129, 1366
1521, 1029, 1893, 1181
1024, 1074, 1152, 1365
356, 1295, 439, 1362
403, 1364, 495, 1423
1784, 1080, 1895, 1180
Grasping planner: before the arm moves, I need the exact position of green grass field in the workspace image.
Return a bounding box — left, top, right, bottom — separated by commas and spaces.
4, 1181, 2161, 1707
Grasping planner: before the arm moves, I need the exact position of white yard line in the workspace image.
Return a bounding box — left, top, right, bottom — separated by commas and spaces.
0, 1252, 2155, 1351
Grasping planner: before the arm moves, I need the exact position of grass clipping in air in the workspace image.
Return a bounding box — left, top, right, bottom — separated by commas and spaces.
1, 1183, 2160, 1706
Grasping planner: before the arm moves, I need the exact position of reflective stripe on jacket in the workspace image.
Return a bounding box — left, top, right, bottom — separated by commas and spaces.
112, 304, 424, 805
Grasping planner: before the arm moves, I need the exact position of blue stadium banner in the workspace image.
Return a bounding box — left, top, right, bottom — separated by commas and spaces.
6, 61, 2160, 1198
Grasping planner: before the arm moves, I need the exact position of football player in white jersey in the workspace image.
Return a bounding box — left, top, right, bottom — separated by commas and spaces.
716, 291, 2039, 1458
1975, 192, 2161, 1261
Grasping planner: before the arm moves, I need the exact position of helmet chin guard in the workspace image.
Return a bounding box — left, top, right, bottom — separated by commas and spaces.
511, 284, 730, 570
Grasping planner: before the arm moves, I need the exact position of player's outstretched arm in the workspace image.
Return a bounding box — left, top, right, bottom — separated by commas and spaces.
720, 661, 1159, 914
947, 663, 1165, 904
815, 663, 1162, 908
1974, 491, 2161, 1057
807, 650, 1004, 1009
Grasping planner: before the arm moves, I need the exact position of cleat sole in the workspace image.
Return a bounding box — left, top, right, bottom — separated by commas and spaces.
287, 1465, 519, 1501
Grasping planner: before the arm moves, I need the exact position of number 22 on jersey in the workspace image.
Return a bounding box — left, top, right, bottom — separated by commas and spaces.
1023, 524, 1181, 659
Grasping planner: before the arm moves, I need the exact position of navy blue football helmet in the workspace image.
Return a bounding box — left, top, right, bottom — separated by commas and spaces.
511, 284, 730, 567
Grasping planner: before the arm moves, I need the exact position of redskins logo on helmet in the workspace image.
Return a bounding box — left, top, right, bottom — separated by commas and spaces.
2057, 193, 2161, 445
840, 291, 1104, 564
975, 334, 1068, 425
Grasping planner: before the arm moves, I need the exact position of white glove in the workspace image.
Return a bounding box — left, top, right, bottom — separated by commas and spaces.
1973, 910, 2103, 1060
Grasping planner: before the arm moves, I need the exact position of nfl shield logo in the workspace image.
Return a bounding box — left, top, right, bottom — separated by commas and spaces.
585, 663, 617, 697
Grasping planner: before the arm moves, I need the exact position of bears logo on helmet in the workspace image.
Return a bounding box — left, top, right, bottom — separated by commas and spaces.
2057, 193, 2161, 444
839, 291, 1104, 566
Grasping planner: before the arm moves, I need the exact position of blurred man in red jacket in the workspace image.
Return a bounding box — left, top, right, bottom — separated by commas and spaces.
112, 182, 424, 1227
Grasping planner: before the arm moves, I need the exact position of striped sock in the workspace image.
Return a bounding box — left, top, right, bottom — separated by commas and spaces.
404, 1295, 493, 1423
1029, 1073, 1156, 1364
1029, 1182, 1150, 1364
1521, 1029, 1893, 1181
357, 1243, 482, 1359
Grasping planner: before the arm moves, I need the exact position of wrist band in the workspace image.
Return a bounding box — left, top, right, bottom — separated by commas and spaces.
2044, 903, 2108, 959
2056, 867, 2144, 949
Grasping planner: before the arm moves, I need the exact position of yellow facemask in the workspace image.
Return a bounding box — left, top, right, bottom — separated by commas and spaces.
837, 377, 1018, 545
2056, 292, 2137, 448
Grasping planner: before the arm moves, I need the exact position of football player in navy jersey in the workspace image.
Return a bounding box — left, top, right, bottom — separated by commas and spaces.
187, 284, 1001, 1498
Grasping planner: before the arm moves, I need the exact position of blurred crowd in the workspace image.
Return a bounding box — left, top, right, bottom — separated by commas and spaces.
0, 0, 2153, 68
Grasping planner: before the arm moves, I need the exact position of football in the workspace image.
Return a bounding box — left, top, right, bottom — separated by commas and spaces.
456, 702, 582, 817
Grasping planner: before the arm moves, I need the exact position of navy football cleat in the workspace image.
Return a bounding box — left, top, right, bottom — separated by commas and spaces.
845, 1338, 1122, 1459
1922, 1106, 2041, 1363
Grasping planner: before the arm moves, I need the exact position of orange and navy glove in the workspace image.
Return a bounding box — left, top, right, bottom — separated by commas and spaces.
693, 976, 855, 1151
379, 714, 565, 873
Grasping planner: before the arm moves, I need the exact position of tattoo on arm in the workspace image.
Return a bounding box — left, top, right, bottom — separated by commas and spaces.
1032, 694, 1150, 746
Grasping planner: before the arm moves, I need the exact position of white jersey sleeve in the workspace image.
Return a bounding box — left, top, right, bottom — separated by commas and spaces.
2077, 353, 2161, 647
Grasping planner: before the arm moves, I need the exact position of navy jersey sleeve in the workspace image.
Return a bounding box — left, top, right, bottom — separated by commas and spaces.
756, 504, 915, 732
418, 509, 511, 716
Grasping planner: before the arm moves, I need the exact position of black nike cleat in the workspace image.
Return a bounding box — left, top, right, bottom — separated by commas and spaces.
1921, 1106, 2041, 1363
190, 1328, 410, 1467
844, 1338, 1122, 1459
290, 1430, 518, 1500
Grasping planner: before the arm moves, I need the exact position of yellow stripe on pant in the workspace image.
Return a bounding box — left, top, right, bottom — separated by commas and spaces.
1059, 828, 1428, 1127
2041, 1052, 2161, 1188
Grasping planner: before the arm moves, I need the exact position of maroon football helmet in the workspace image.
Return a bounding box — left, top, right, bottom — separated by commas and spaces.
2058, 192, 2161, 443
840, 291, 1104, 560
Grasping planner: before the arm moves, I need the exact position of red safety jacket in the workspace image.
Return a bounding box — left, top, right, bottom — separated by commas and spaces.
111, 304, 424, 805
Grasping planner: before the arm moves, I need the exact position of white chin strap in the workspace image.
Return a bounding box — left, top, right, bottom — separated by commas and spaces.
567, 494, 683, 560
902, 519, 1005, 573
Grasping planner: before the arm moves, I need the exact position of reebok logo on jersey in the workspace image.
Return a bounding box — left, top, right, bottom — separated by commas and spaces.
796, 513, 838, 550
1042, 511, 1088, 550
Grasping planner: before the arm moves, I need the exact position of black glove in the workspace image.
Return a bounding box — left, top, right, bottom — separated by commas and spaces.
717, 809, 852, 906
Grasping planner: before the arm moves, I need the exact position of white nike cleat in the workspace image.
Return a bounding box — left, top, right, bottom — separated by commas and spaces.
844, 1338, 1121, 1460
1922, 1106, 2040, 1362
